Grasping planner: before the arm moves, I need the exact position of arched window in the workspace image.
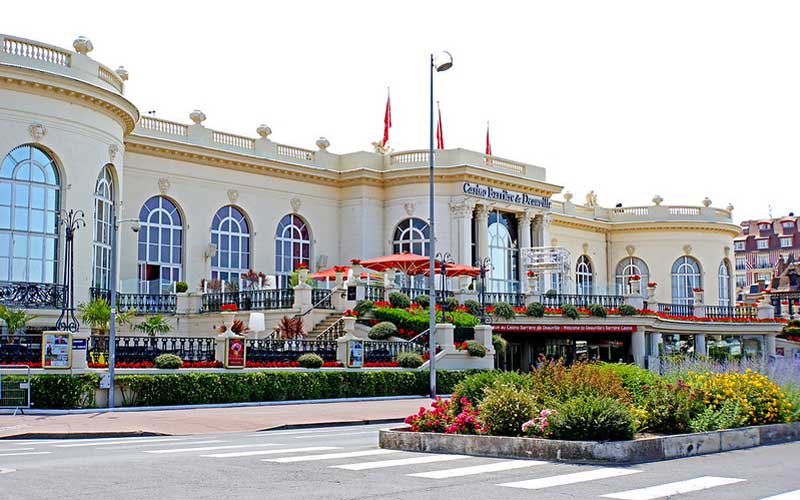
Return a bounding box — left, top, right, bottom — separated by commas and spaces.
276, 214, 311, 285
0, 145, 59, 283
392, 218, 430, 255
138, 196, 182, 294
488, 210, 519, 293
718, 259, 731, 308
92, 166, 114, 291
211, 206, 250, 284
576, 255, 593, 295
671, 256, 702, 305
615, 257, 649, 295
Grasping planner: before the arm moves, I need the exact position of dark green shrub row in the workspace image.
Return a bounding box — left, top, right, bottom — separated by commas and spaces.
116, 370, 481, 407
7, 374, 101, 409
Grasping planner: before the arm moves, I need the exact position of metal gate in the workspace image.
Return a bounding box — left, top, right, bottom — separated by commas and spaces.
0, 365, 31, 413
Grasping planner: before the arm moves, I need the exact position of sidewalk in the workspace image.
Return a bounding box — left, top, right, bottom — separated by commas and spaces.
0, 398, 430, 438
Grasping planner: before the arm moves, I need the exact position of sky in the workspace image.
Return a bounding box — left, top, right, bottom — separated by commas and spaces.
4, 0, 798, 222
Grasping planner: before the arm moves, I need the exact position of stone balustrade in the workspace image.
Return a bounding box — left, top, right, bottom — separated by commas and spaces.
550, 199, 734, 224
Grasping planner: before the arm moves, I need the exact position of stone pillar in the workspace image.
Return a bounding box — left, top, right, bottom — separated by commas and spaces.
650, 332, 662, 358
694, 333, 706, 357
516, 211, 532, 293
765, 334, 777, 358
292, 282, 313, 332
757, 302, 775, 320
475, 205, 490, 264
693, 303, 706, 318
450, 202, 474, 267
631, 327, 646, 368
436, 323, 456, 352
331, 286, 348, 311
473, 324, 494, 353
624, 293, 644, 311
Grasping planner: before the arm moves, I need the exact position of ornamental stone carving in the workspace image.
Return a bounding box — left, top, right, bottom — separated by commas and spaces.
563, 191, 573, 203
475, 204, 492, 219
189, 110, 206, 125
683, 244, 693, 255
582, 243, 589, 254
72, 36, 93, 55
108, 144, 119, 163
727, 203, 734, 212
115, 66, 129, 81
256, 124, 272, 139
652, 194, 663, 206
316, 137, 330, 150
449, 202, 474, 218
724, 246, 730, 257
403, 202, 415, 217
157, 177, 170, 195
702, 197, 712, 207
585, 191, 598, 207
290, 197, 302, 213
227, 189, 239, 204
28, 123, 46, 142
626, 245, 636, 256
516, 210, 534, 226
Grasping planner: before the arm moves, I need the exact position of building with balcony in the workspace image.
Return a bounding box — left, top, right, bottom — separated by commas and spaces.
734, 214, 799, 292
0, 34, 785, 369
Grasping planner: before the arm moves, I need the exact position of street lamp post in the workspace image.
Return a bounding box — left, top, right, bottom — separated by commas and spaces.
428, 51, 453, 399
107, 214, 140, 409
476, 257, 492, 325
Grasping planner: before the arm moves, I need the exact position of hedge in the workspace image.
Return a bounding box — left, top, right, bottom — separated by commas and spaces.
115, 370, 481, 407
3, 374, 101, 409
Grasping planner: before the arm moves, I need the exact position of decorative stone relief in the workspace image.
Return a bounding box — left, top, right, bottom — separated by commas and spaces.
652, 195, 663, 206
316, 137, 330, 150
28, 123, 46, 142
585, 191, 598, 207
724, 246, 730, 257
683, 244, 693, 255
290, 197, 302, 213
403, 202, 415, 217
449, 202, 474, 218
115, 66, 129, 81
189, 110, 206, 125
550, 238, 558, 247
108, 144, 119, 164
256, 125, 272, 139
72, 36, 93, 55
626, 245, 636, 256
582, 243, 589, 254
727, 203, 734, 212
563, 191, 573, 203
227, 189, 239, 204
702, 197, 712, 207
542, 213, 553, 226
157, 177, 170, 195
475, 204, 492, 219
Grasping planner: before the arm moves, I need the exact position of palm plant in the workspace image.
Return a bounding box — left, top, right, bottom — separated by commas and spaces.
0, 305, 37, 337
134, 315, 172, 337
77, 298, 134, 334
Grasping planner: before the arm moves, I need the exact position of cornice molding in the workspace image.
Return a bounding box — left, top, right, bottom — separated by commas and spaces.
551, 213, 740, 236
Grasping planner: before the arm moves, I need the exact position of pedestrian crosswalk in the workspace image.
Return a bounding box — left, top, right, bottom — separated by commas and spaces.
601, 476, 746, 499
499, 467, 641, 491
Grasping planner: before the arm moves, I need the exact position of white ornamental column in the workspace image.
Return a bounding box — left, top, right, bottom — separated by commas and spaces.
450, 202, 474, 266
632, 326, 646, 368
516, 211, 532, 293
475, 204, 490, 263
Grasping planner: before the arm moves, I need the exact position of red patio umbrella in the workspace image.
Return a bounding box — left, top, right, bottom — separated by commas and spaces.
309, 266, 381, 281
420, 262, 481, 278
357, 252, 430, 275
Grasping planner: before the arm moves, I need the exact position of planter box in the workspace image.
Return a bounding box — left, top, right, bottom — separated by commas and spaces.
379, 421, 800, 464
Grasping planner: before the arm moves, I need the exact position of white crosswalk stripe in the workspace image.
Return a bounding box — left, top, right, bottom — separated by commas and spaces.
332, 454, 469, 471
145, 443, 279, 454
56, 438, 183, 448
408, 460, 547, 479
0, 448, 34, 453
293, 431, 377, 439
0, 468, 15, 474
200, 446, 339, 458
499, 467, 641, 490
601, 476, 746, 500
106, 440, 226, 450
760, 491, 800, 500
0, 451, 51, 457
265, 449, 399, 463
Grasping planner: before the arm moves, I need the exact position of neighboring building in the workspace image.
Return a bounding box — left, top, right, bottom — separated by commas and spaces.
734, 214, 799, 292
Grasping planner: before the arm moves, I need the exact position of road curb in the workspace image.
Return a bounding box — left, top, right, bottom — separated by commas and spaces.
256, 418, 405, 432
0, 431, 169, 440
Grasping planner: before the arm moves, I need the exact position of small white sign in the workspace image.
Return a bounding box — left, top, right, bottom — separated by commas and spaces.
99, 373, 111, 389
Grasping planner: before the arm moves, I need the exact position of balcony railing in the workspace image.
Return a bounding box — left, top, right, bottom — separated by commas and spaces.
202, 288, 294, 312
0, 282, 65, 309
365, 285, 385, 302
0, 334, 42, 365
541, 293, 623, 309
705, 305, 757, 319
311, 289, 334, 310
655, 303, 694, 317
364, 340, 423, 363
483, 292, 525, 307
87, 335, 216, 364
245, 338, 337, 363
90, 288, 176, 314
399, 287, 430, 300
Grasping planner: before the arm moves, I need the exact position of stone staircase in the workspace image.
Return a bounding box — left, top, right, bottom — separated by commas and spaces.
309, 313, 343, 338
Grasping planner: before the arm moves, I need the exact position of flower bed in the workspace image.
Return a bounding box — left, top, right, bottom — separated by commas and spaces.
245, 360, 343, 368
88, 360, 224, 369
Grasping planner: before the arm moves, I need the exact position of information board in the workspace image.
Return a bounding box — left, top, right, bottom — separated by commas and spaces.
347, 339, 364, 368
225, 336, 246, 368
42, 331, 72, 369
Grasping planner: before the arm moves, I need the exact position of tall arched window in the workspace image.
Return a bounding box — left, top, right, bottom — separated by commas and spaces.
211, 206, 250, 283
0, 145, 59, 283
718, 259, 731, 307
576, 255, 594, 295
672, 255, 702, 305
138, 196, 182, 294
615, 257, 649, 295
488, 210, 519, 293
276, 214, 311, 286
392, 218, 430, 255
92, 166, 114, 291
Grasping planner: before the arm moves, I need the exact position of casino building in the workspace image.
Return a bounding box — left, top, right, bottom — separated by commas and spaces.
0, 34, 785, 368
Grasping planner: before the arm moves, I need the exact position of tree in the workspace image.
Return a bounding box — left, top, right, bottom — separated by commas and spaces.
134, 315, 172, 337
77, 298, 134, 334
0, 305, 37, 336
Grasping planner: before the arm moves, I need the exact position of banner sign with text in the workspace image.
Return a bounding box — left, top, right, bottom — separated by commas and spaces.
492, 324, 636, 334
463, 182, 551, 209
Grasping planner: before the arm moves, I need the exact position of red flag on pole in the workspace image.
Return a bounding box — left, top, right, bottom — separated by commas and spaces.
485, 121, 492, 156
382, 89, 392, 148
435, 101, 444, 149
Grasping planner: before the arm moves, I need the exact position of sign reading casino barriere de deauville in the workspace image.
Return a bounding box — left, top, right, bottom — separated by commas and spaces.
462, 182, 551, 209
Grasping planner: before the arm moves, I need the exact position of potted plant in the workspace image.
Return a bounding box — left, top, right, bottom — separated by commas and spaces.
295, 262, 310, 282
77, 298, 134, 335
692, 287, 705, 304
0, 305, 37, 340
220, 303, 238, 328
134, 315, 172, 337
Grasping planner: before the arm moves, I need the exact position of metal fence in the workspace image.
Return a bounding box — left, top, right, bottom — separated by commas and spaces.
246, 338, 338, 363
0, 365, 31, 411
364, 340, 423, 363
0, 281, 65, 309
202, 288, 294, 312
541, 293, 623, 309
87, 335, 216, 365
0, 334, 42, 366
655, 303, 694, 316
365, 285, 385, 302
705, 305, 757, 319
311, 289, 334, 309
90, 288, 177, 314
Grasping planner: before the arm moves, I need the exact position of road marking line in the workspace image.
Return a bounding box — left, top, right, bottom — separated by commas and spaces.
760, 491, 800, 500
0, 468, 15, 474
408, 460, 547, 479
500, 468, 641, 490
106, 440, 226, 450
56, 438, 183, 448
145, 443, 279, 454
601, 476, 746, 500
0, 451, 51, 457
265, 449, 399, 463
332, 454, 469, 471
200, 446, 339, 458
293, 431, 377, 439
0, 448, 34, 453
39, 436, 183, 445
250, 425, 391, 438
246, 431, 314, 437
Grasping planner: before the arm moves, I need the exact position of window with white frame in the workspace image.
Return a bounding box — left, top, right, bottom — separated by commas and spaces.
487, 210, 519, 293
718, 260, 731, 307
0, 145, 59, 283
736, 275, 746, 288
615, 257, 649, 295
756, 239, 769, 249
759, 223, 772, 231
138, 196, 182, 294
780, 237, 793, 248
275, 213, 311, 285
575, 255, 593, 295
734, 241, 745, 251
757, 255, 770, 268
211, 206, 250, 284
782, 221, 794, 230
92, 166, 114, 291
671, 256, 702, 305
757, 273, 771, 282
392, 218, 430, 256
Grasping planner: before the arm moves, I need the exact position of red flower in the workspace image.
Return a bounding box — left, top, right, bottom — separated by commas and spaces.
294, 262, 309, 271
220, 303, 238, 312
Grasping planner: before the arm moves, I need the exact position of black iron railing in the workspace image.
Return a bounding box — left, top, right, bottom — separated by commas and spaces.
0, 282, 65, 309
656, 303, 694, 317
87, 335, 216, 364
772, 293, 799, 317
400, 287, 429, 300
89, 288, 176, 314
311, 289, 334, 309
202, 288, 294, 312
365, 285, 385, 302
246, 338, 337, 363
705, 305, 757, 319
0, 334, 42, 365
364, 340, 423, 363
541, 293, 623, 309
435, 290, 455, 302
483, 292, 525, 307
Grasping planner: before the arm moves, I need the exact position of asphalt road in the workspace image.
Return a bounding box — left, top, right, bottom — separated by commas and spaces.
1, 424, 799, 500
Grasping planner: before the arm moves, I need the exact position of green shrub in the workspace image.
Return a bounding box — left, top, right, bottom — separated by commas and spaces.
388, 291, 411, 309
639, 380, 705, 434
451, 370, 532, 413
492, 334, 508, 356
526, 302, 545, 317
397, 352, 423, 368
689, 400, 744, 432
369, 321, 398, 340
529, 362, 631, 408
298, 353, 324, 369
561, 304, 579, 320
598, 363, 659, 406
491, 301, 515, 320
445, 297, 460, 311
549, 395, 634, 441
373, 304, 479, 334
463, 299, 482, 316
154, 353, 183, 369
587, 304, 607, 318
354, 299, 374, 316
175, 281, 189, 293
479, 381, 537, 436
413, 294, 430, 308
465, 340, 487, 357
29, 374, 100, 409
545, 289, 557, 297
618, 304, 638, 316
